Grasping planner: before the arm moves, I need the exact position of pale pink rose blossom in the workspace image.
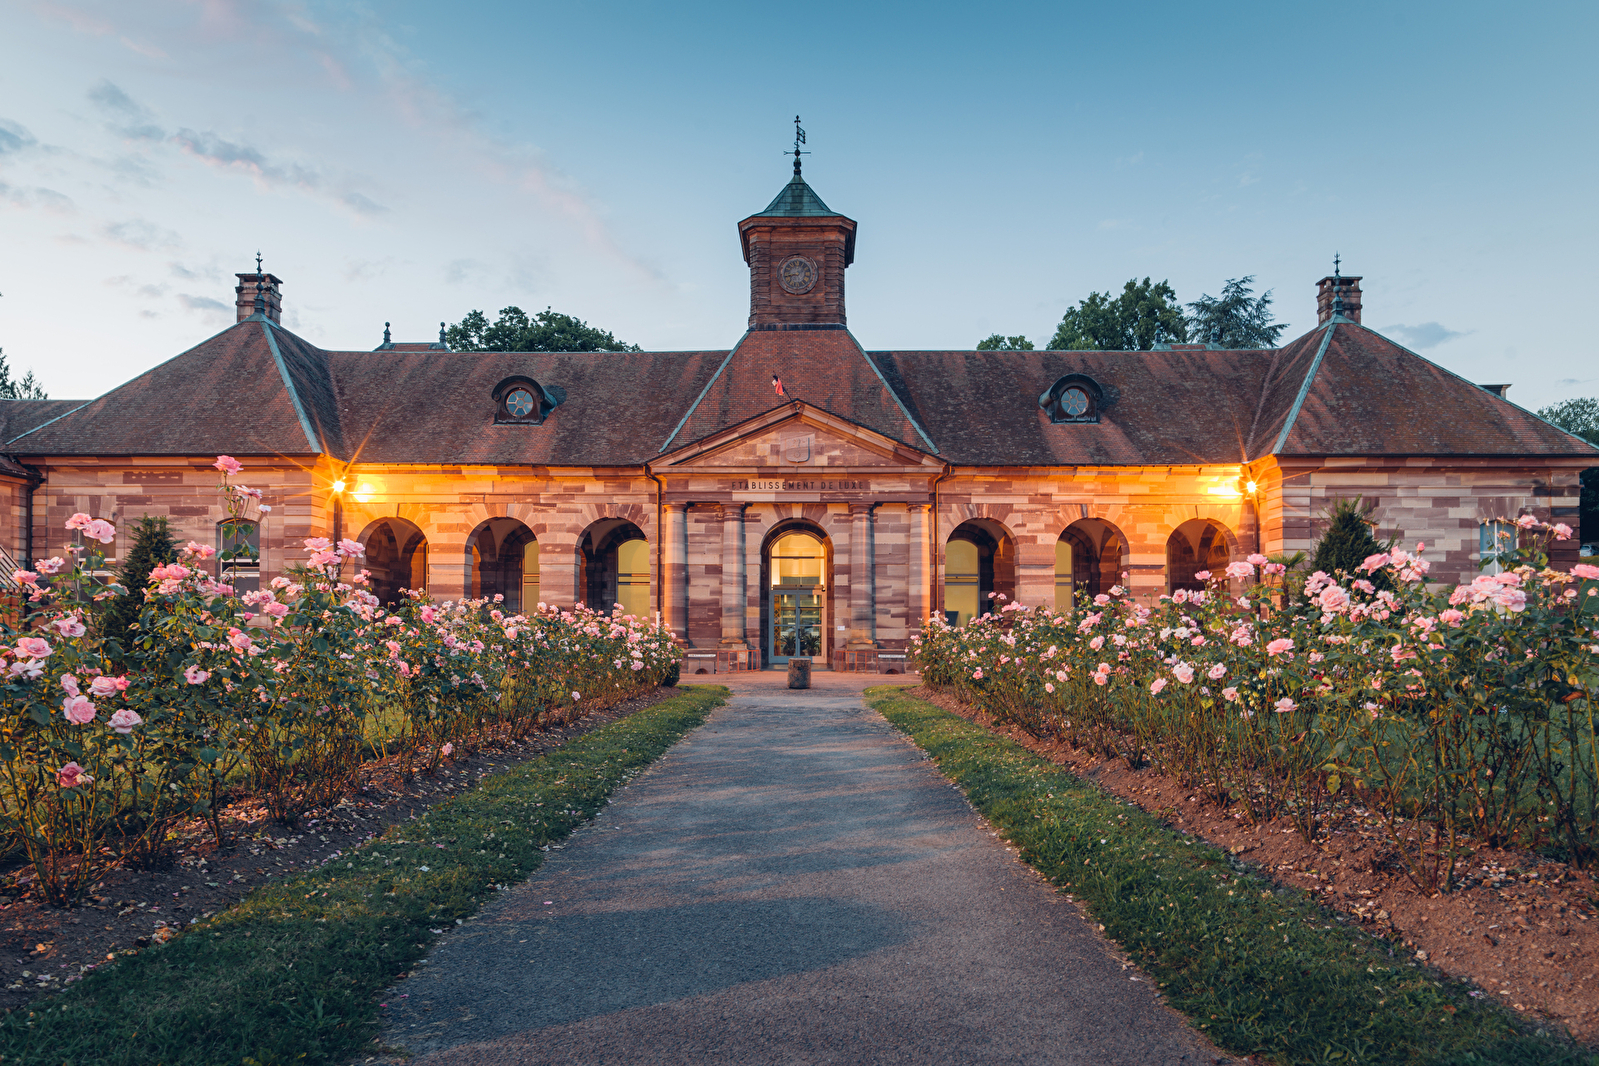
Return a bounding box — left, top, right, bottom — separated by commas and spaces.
1193, 570, 1211, 581
1573, 564, 1599, 580
184, 541, 217, 558
89, 675, 127, 696
1172, 664, 1195, 684
972, 668, 984, 680
1265, 638, 1295, 657
339, 538, 365, 556
1553, 523, 1573, 540
12, 569, 37, 586
303, 537, 333, 553
227, 630, 254, 652
1515, 514, 1539, 529
213, 455, 243, 475
1273, 697, 1298, 714
1246, 553, 1268, 566
35, 557, 66, 574
108, 708, 143, 734
184, 666, 211, 685
62, 694, 97, 724
1359, 553, 1390, 572
1045, 682, 1055, 694
1149, 677, 1167, 695
64, 513, 94, 531
57, 762, 93, 789
441, 743, 454, 757
60, 673, 81, 696
1207, 663, 1227, 680
1225, 561, 1254, 579
51, 616, 86, 638
15, 636, 51, 659
85, 519, 116, 543
572, 691, 582, 700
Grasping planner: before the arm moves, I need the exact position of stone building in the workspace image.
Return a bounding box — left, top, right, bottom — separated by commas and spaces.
1, 166, 1592, 669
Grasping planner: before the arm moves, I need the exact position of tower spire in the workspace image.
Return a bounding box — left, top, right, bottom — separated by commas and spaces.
1331, 253, 1346, 318
253, 251, 265, 316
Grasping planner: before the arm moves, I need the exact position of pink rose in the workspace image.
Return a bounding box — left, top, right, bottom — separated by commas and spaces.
51, 616, 86, 638
1149, 677, 1167, 694
1225, 561, 1254, 579
1515, 514, 1539, 530
1553, 523, 1573, 540
1207, 663, 1227, 680
1316, 585, 1350, 612
307, 551, 340, 568
85, 519, 116, 544
1044, 682, 1055, 694
89, 675, 126, 696
572, 691, 582, 700
1266, 638, 1295, 657
227, 629, 254, 652
62, 694, 97, 724
420, 606, 437, 623
338, 538, 365, 557
11, 569, 37, 586
108, 708, 143, 734
15, 636, 51, 659
60, 673, 81, 696
1273, 697, 1298, 714
64, 513, 93, 531
184, 666, 211, 685
56, 761, 93, 789
1193, 570, 1211, 581
303, 537, 333, 553
441, 742, 454, 757
183, 541, 217, 559
1439, 609, 1465, 627
35, 557, 65, 575
1359, 553, 1391, 572
1172, 664, 1195, 684
972, 668, 984, 680
1573, 564, 1599, 580
1222, 686, 1239, 702
213, 455, 243, 475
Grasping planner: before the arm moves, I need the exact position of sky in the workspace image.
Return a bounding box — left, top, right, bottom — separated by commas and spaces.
1, 0, 1595, 411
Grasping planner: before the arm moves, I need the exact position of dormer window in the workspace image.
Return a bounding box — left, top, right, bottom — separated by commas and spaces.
493, 376, 565, 425
1040, 374, 1104, 424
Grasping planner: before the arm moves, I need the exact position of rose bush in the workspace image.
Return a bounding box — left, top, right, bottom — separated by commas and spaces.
0, 458, 681, 905
915, 524, 1599, 892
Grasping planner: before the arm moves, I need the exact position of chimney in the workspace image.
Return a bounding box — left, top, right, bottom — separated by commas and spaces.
234, 272, 284, 324
1316, 274, 1362, 325
1479, 383, 1511, 399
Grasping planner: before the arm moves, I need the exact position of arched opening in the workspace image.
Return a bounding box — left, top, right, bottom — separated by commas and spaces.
467, 518, 537, 612
359, 517, 428, 605
761, 523, 830, 663
578, 519, 649, 618
1058, 518, 1125, 601
1166, 519, 1232, 594
945, 519, 1016, 627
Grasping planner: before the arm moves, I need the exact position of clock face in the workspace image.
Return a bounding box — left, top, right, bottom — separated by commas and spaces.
779, 255, 817, 294
506, 388, 537, 418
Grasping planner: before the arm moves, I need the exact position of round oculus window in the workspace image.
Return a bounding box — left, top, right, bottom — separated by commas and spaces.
1061, 387, 1090, 418
779, 255, 817, 294
505, 388, 537, 418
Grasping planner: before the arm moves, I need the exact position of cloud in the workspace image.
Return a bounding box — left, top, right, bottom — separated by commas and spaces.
445, 258, 489, 284
106, 275, 169, 299
177, 294, 232, 316
87, 81, 165, 140
171, 128, 321, 189
1555, 377, 1594, 388
1381, 321, 1468, 349
0, 118, 38, 155
103, 218, 183, 251
340, 190, 388, 215
0, 180, 74, 213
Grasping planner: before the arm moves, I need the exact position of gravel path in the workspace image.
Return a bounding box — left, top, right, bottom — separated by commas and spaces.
378, 681, 1223, 1065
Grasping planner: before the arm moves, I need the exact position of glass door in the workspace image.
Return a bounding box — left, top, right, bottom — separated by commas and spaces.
767, 531, 825, 664
771, 592, 823, 659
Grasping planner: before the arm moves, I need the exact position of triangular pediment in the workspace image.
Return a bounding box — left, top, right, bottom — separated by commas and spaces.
656, 403, 940, 471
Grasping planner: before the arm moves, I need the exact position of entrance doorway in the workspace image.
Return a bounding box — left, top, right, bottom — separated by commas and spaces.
763, 528, 829, 664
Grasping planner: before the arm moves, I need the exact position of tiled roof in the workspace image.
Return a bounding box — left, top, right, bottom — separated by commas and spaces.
7, 319, 326, 457
756, 175, 840, 217
664, 330, 936, 454
8, 317, 1593, 468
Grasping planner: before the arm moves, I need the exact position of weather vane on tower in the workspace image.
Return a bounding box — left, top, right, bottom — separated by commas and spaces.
790, 115, 808, 177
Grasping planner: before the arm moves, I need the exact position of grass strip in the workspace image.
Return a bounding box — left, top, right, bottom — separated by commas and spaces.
865, 685, 1596, 1066
0, 684, 728, 1066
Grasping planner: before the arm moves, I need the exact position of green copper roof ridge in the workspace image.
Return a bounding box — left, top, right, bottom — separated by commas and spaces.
1271, 321, 1337, 455
261, 318, 324, 455
757, 175, 836, 217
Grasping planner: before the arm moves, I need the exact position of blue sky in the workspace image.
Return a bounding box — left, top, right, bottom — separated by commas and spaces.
1, 0, 1595, 409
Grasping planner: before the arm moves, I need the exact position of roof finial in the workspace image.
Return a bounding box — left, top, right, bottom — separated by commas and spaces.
253, 251, 265, 315
1331, 253, 1346, 317
439, 321, 447, 344
790, 115, 809, 178
383, 321, 392, 345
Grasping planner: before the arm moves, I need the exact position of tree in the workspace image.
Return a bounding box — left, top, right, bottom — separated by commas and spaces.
1185, 276, 1288, 349
0, 348, 48, 399
445, 307, 641, 353
1311, 497, 1392, 587
100, 515, 178, 654
1047, 278, 1187, 351
975, 334, 1034, 351
1537, 397, 1599, 544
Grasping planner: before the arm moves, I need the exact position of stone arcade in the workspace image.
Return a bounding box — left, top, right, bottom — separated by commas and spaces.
0, 165, 1592, 670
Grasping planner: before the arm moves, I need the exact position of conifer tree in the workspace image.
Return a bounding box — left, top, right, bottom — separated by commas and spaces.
1311, 497, 1391, 587
101, 515, 178, 653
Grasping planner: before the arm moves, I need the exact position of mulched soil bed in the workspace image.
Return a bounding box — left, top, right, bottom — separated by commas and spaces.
0, 686, 678, 1007
910, 684, 1599, 1046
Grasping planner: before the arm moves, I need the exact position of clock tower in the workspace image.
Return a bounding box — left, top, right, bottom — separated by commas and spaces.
738, 166, 857, 330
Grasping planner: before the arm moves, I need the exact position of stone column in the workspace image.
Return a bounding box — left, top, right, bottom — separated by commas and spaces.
908, 503, 930, 634
662, 502, 688, 641
849, 502, 876, 646
719, 503, 747, 647
743, 507, 764, 652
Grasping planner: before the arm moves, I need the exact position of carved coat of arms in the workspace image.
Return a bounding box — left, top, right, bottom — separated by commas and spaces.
782, 434, 813, 463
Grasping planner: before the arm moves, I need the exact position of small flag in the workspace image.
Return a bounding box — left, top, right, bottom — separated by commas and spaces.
773, 374, 786, 397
